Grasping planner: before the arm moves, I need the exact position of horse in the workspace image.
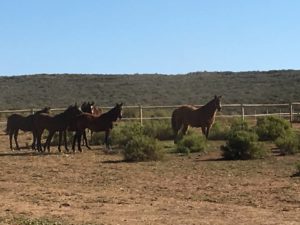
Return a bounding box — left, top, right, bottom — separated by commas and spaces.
171, 96, 222, 142
33, 104, 82, 152
71, 103, 123, 152
90, 104, 103, 141
91, 105, 103, 116
5, 107, 50, 151
80, 101, 94, 147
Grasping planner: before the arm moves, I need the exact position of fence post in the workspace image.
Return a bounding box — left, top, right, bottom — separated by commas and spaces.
139, 105, 143, 126
241, 104, 245, 121
31, 108, 34, 115
289, 103, 293, 124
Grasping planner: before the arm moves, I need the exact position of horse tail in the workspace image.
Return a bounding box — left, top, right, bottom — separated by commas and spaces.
4, 117, 11, 135
171, 109, 181, 134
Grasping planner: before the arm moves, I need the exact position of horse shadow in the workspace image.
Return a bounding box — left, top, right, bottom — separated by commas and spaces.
0, 150, 62, 157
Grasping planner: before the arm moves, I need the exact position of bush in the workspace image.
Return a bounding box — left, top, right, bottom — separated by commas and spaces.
221, 130, 267, 160
209, 122, 230, 140
123, 135, 164, 162
111, 122, 144, 147
175, 130, 207, 154
143, 120, 174, 140
275, 131, 300, 155
230, 119, 250, 133
256, 116, 291, 141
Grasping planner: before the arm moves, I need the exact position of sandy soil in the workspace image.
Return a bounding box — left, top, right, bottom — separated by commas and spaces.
0, 131, 299, 225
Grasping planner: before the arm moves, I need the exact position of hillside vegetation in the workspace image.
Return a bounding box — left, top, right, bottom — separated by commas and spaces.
0, 70, 300, 110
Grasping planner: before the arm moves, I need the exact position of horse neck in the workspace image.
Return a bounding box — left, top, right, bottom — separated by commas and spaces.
196, 100, 218, 117
58, 110, 77, 121
103, 107, 119, 121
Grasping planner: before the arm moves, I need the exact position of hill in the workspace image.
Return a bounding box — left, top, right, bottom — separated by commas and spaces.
0, 70, 300, 110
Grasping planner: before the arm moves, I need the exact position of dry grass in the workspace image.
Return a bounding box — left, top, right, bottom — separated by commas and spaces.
0, 132, 299, 225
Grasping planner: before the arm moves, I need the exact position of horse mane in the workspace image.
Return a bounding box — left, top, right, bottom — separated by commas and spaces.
101, 103, 122, 121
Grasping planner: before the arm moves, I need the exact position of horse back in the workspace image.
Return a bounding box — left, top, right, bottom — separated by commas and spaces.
33, 113, 66, 131
7, 113, 34, 132
73, 112, 112, 132
173, 105, 211, 127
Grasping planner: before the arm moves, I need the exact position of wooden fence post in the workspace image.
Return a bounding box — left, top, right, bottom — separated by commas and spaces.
139, 105, 143, 126
289, 103, 293, 124
241, 104, 245, 121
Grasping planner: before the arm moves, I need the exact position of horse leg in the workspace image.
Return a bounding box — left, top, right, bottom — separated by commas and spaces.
31, 131, 36, 150
45, 131, 54, 152
201, 126, 207, 137
205, 125, 211, 139
83, 130, 91, 150
104, 129, 111, 150
36, 131, 43, 152
172, 115, 181, 144
64, 131, 69, 152
14, 130, 20, 150
58, 131, 62, 152
9, 132, 13, 151
181, 124, 189, 135
77, 131, 82, 152
72, 132, 77, 152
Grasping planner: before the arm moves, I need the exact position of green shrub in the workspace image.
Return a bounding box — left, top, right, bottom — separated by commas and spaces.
230, 119, 250, 133
111, 122, 144, 147
221, 130, 267, 160
275, 131, 300, 155
209, 122, 230, 140
175, 130, 207, 154
123, 135, 164, 162
143, 120, 174, 140
256, 116, 291, 141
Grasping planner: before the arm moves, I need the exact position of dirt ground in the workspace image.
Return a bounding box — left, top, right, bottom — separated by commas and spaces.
0, 131, 299, 225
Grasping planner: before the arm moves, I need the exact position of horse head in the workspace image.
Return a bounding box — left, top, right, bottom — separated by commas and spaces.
214, 95, 222, 112
42, 107, 51, 114
91, 105, 103, 116
65, 104, 82, 117
81, 102, 93, 114
112, 103, 123, 121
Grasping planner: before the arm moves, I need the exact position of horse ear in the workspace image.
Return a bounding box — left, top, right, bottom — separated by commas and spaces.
218, 95, 222, 99
214, 95, 217, 99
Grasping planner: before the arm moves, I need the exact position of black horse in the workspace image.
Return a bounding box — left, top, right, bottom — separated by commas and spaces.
33, 104, 82, 152
71, 103, 123, 152
5, 107, 50, 150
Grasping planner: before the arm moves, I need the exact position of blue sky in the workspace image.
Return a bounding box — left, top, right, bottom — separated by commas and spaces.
0, 0, 300, 75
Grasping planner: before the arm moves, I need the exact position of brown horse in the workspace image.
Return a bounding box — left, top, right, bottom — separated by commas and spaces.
171, 96, 222, 142
80, 101, 94, 147
5, 107, 50, 150
90, 104, 103, 141
71, 103, 123, 152
33, 104, 82, 152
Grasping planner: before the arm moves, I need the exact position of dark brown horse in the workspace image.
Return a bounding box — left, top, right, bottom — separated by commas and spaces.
71, 103, 123, 152
171, 96, 222, 142
33, 104, 82, 152
5, 107, 50, 150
